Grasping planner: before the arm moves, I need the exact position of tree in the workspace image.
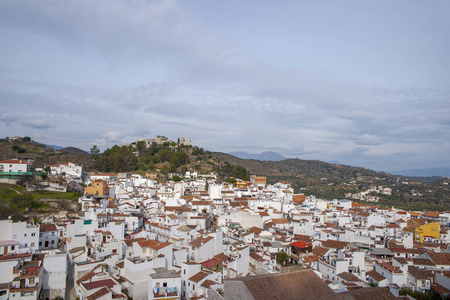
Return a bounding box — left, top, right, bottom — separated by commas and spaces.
90, 145, 100, 155
135, 141, 147, 156
276, 251, 288, 265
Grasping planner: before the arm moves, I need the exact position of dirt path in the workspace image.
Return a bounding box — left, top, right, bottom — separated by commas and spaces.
10, 188, 22, 194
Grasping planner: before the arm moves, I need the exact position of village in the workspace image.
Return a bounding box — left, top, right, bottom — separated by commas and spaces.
0, 157, 450, 300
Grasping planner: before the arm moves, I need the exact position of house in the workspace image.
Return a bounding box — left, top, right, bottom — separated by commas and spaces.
85, 180, 109, 197
148, 268, 181, 300
0, 159, 32, 174
39, 224, 62, 250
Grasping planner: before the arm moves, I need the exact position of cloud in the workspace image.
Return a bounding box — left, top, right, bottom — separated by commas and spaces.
21, 119, 54, 129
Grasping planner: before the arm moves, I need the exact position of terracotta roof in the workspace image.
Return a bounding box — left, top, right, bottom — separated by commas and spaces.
293, 195, 307, 204
337, 272, 362, 282
226, 269, 339, 300
166, 214, 179, 220
213, 253, 229, 263
313, 246, 330, 257
82, 279, 116, 290
290, 241, 312, 249
201, 258, 222, 269
427, 251, 450, 266
407, 218, 427, 228
422, 211, 441, 218
413, 258, 436, 267
301, 254, 320, 263
200, 279, 217, 289
87, 287, 110, 300
250, 252, 265, 262
0, 159, 32, 164
366, 270, 386, 282
249, 227, 263, 235
188, 271, 209, 283
189, 236, 214, 248
271, 218, 289, 224
137, 239, 171, 250
321, 240, 349, 250
40, 223, 57, 232
123, 237, 147, 247
408, 266, 432, 280
293, 234, 313, 243
338, 287, 398, 299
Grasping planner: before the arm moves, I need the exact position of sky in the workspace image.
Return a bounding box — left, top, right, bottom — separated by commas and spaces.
1, 0, 449, 172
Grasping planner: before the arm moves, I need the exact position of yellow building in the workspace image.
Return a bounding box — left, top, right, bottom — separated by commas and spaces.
407, 219, 440, 243
85, 179, 109, 197
236, 180, 248, 188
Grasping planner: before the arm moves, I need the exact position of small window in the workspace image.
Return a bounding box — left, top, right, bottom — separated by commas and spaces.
31, 233, 35, 237
163, 282, 167, 287
51, 232, 55, 236
39, 233, 42, 237
29, 278, 35, 285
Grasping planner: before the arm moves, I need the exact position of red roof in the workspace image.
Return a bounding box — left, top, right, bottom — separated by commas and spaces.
290, 241, 312, 249
82, 279, 116, 290
201, 258, 221, 269
0, 159, 32, 164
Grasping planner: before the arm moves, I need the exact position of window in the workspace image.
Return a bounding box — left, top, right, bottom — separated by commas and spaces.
11, 245, 15, 250
51, 240, 54, 244
31, 233, 35, 237
31, 243, 35, 247
39, 242, 42, 246
156, 283, 160, 288
25, 243, 27, 247
163, 282, 167, 287
29, 278, 35, 285
184, 269, 186, 274
51, 232, 55, 236
13, 234, 17, 239
39, 233, 42, 237
24, 234, 27, 237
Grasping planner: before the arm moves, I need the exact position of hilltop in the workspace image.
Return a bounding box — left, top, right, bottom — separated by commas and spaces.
0, 136, 94, 169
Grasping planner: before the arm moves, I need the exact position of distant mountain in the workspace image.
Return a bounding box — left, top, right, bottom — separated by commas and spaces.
60, 147, 89, 155
391, 168, 450, 178
229, 151, 288, 161
46, 144, 64, 150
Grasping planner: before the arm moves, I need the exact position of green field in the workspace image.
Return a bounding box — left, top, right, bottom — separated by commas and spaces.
0, 183, 80, 220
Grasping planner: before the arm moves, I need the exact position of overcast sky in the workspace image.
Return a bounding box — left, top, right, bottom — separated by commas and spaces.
1, 0, 449, 172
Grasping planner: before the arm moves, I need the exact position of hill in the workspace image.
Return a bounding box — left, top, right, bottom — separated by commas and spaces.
211, 151, 450, 211
0, 137, 95, 170
229, 151, 288, 161
212, 152, 393, 182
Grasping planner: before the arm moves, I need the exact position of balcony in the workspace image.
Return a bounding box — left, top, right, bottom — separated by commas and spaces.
153, 287, 178, 299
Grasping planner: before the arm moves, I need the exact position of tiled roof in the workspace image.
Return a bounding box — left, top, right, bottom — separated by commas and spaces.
250, 252, 265, 262
82, 279, 116, 290
427, 251, 450, 266
366, 270, 386, 282
189, 236, 214, 248
87, 287, 110, 300
313, 246, 330, 257
408, 266, 432, 280
0, 159, 31, 164
40, 223, 57, 232
213, 253, 229, 263
123, 237, 147, 247
321, 240, 348, 250
226, 269, 339, 300
413, 258, 436, 267
188, 271, 209, 283
201, 258, 222, 269
338, 287, 398, 299
337, 272, 362, 282
200, 279, 217, 289
290, 241, 312, 249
